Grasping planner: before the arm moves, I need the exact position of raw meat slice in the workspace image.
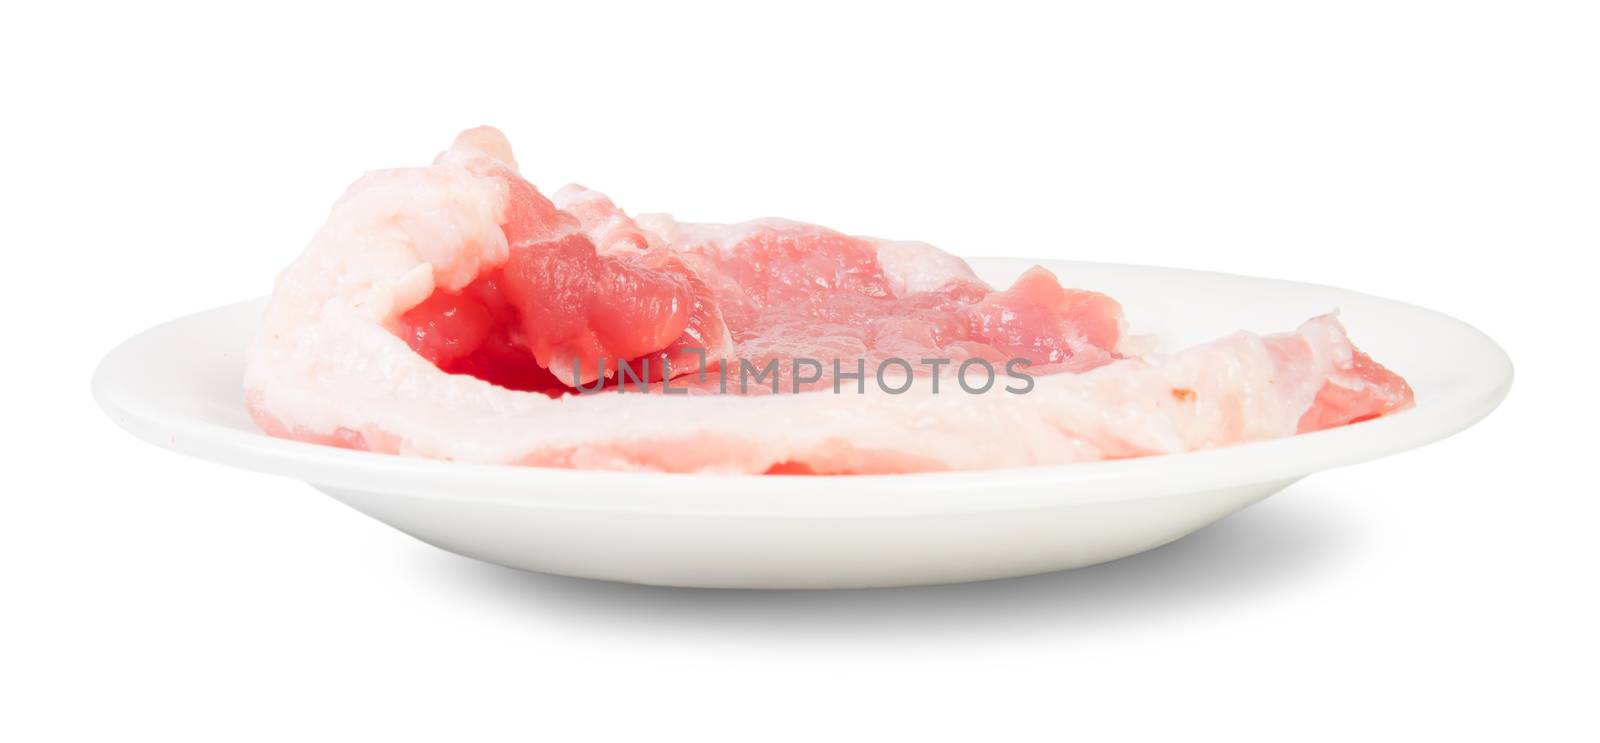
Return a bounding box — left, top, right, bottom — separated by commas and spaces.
244, 127, 1414, 474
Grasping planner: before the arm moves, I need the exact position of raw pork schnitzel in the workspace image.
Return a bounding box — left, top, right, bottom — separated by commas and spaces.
244, 127, 1413, 473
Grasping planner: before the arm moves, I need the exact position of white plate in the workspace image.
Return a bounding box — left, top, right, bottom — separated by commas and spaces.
93, 259, 1511, 589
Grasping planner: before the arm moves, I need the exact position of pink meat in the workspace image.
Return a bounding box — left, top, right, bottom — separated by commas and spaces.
243, 126, 1414, 474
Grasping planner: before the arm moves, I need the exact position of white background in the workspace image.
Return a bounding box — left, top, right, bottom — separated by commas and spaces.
4, 1, 1596, 740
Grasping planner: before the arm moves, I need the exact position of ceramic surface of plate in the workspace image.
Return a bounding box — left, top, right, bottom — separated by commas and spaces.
93, 259, 1511, 588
